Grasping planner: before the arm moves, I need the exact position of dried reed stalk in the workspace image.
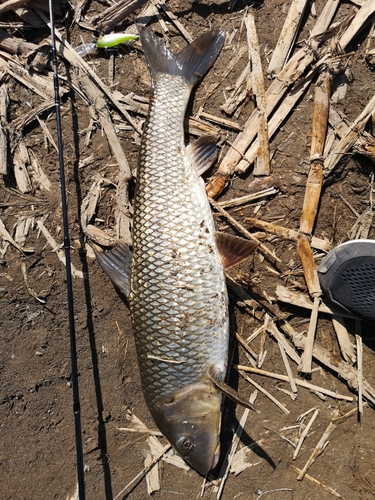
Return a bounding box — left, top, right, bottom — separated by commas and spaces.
0, 56, 55, 100
331, 315, 356, 364
292, 467, 343, 497
21, 261, 46, 303
13, 100, 55, 131
209, 197, 279, 262
356, 333, 363, 418
219, 188, 277, 209
206, 0, 340, 197
332, 403, 368, 424
13, 143, 32, 193
0, 84, 8, 181
209, 1, 375, 197
236, 365, 353, 401
275, 285, 358, 317
246, 217, 331, 252
216, 395, 256, 499
266, 317, 301, 364
297, 421, 336, 480
300, 75, 331, 234
203, 43, 249, 103
0, 217, 33, 253
145, 436, 163, 494
226, 276, 265, 322
298, 69, 330, 374
155, 0, 193, 42
339, 1, 375, 50
198, 110, 243, 131
79, 76, 131, 180
245, 12, 270, 177
28, 149, 52, 191
93, 0, 148, 31
80, 176, 104, 234
0, 28, 38, 55
36, 221, 84, 279
0, 0, 29, 14
282, 323, 375, 404
78, 75, 133, 243
236, 332, 258, 361
240, 372, 290, 414
113, 444, 171, 499
186, 115, 219, 137
40, 19, 143, 135
267, 0, 309, 77
221, 64, 252, 116
293, 408, 319, 459
278, 342, 298, 394
72, 0, 89, 25
324, 93, 375, 176
234, 68, 318, 176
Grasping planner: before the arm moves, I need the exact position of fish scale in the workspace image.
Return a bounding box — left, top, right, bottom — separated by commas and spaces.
131, 73, 229, 411
131, 76, 229, 412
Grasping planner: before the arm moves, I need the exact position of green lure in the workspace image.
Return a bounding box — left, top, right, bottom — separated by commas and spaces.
94, 33, 138, 49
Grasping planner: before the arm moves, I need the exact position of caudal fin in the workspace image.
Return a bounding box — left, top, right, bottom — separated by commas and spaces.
138, 27, 225, 87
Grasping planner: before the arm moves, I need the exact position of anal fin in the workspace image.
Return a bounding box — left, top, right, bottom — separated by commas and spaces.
93, 240, 132, 299
209, 366, 259, 412
214, 232, 259, 270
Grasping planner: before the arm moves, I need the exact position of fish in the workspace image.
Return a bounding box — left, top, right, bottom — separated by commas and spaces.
94, 27, 259, 474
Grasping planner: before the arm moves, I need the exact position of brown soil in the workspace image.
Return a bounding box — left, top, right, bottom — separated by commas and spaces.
1, 1, 375, 499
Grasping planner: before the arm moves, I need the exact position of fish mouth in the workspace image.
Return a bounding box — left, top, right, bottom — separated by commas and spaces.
151, 382, 223, 474
212, 442, 221, 469
207, 442, 220, 474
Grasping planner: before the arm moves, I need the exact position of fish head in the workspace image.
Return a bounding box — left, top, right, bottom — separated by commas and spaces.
153, 382, 222, 474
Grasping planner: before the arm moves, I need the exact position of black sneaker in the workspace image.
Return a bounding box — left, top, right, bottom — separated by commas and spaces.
317, 239, 375, 323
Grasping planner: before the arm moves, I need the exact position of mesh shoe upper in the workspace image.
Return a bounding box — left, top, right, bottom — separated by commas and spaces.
317, 239, 375, 323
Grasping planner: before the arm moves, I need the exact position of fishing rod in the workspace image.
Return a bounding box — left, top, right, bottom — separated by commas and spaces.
48, 1, 86, 498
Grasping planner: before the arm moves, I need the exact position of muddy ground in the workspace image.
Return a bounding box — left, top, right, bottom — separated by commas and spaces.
1, 1, 375, 499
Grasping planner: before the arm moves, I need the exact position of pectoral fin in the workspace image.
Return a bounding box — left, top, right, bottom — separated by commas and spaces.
214, 232, 259, 270
186, 135, 218, 177
93, 240, 132, 299
208, 366, 259, 412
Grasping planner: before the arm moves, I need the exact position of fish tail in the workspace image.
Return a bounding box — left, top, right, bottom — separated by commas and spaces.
138, 27, 225, 87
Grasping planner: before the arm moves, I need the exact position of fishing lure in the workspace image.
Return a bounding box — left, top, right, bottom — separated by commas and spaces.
75, 33, 138, 57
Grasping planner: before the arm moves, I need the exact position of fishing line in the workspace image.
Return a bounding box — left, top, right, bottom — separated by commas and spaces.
48, 2, 86, 498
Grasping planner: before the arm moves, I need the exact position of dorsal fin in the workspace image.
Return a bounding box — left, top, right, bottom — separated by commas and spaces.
92, 240, 132, 299
214, 232, 259, 270
208, 366, 259, 412
186, 135, 217, 176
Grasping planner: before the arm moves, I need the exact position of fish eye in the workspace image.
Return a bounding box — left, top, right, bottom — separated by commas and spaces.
176, 436, 194, 452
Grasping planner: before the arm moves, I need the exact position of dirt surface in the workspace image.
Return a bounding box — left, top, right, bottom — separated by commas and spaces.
1, 1, 375, 499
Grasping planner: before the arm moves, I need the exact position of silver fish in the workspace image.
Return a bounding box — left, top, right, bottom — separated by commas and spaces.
95, 28, 258, 474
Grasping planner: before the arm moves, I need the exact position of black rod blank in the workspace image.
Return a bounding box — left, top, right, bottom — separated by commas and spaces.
48, 2, 86, 498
